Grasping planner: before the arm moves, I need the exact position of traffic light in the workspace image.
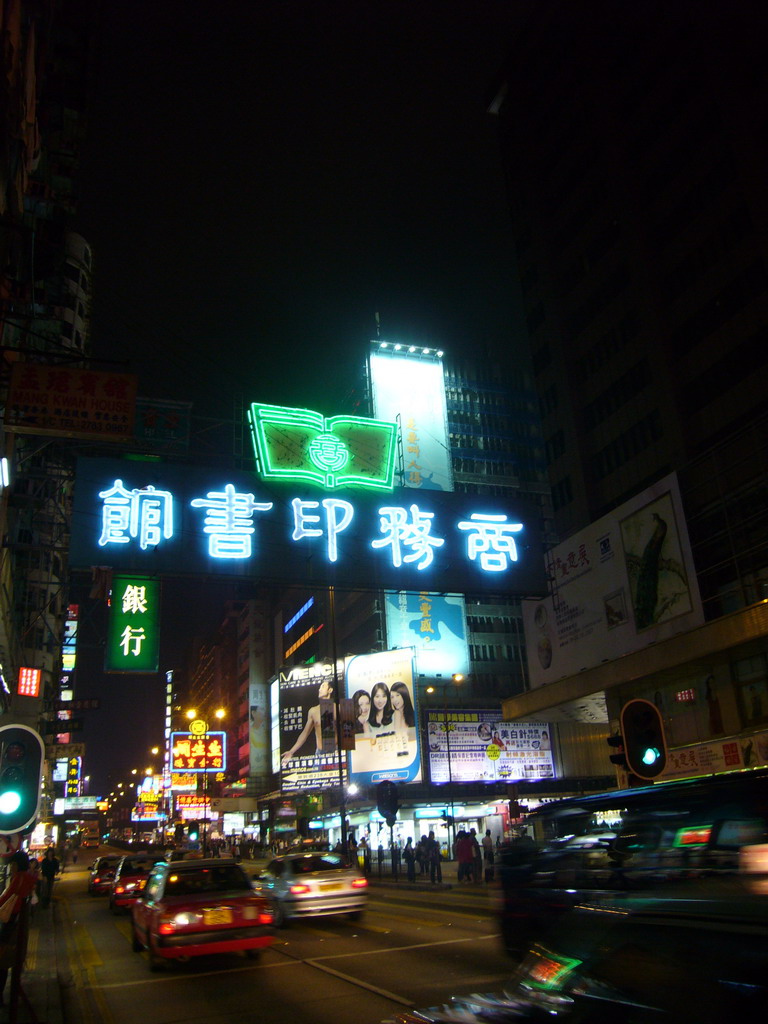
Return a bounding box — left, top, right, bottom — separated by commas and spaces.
0, 724, 44, 834
620, 699, 667, 780
376, 780, 399, 827
187, 826, 199, 844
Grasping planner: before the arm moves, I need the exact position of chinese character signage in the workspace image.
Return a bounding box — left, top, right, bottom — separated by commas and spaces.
170, 732, 226, 772
18, 666, 41, 697
522, 473, 704, 688
426, 711, 555, 783
70, 457, 545, 597
384, 591, 470, 679
5, 363, 137, 441
345, 648, 422, 785
105, 575, 160, 673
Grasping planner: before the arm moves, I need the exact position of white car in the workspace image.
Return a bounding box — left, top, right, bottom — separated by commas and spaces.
252, 850, 368, 927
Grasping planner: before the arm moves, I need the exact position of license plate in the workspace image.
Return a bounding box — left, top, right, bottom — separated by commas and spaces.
203, 908, 232, 925
322, 883, 342, 892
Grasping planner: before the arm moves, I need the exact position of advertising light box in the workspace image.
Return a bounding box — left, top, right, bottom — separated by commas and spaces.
70, 457, 546, 598
426, 711, 555, 784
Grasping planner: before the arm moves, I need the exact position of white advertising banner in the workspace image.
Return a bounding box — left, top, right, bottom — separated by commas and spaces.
369, 351, 453, 491
523, 473, 704, 687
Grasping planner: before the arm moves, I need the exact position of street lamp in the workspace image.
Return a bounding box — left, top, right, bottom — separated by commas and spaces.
425, 673, 464, 853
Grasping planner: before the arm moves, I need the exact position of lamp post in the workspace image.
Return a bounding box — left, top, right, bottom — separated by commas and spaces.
426, 673, 464, 855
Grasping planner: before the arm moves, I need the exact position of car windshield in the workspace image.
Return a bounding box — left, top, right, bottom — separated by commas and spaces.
292, 854, 349, 875
124, 858, 163, 874
163, 864, 251, 896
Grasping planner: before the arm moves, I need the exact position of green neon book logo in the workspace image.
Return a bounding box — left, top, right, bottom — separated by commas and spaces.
248, 403, 398, 490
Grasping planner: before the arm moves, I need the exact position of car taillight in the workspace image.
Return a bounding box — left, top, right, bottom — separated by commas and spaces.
351, 877, 368, 889
290, 883, 311, 894
158, 919, 176, 935
93, 876, 102, 883
114, 885, 125, 894
259, 908, 273, 924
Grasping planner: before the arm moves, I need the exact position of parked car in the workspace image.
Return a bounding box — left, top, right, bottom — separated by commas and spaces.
88, 854, 122, 896
252, 849, 368, 927
109, 853, 167, 913
131, 857, 274, 970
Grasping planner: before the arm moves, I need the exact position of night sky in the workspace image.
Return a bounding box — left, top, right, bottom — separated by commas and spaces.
73, 0, 525, 795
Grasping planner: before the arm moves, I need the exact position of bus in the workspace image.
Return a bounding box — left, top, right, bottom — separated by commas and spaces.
496, 767, 768, 957
80, 822, 101, 849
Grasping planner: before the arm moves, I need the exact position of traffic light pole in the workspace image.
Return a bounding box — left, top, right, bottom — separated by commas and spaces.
328, 587, 348, 855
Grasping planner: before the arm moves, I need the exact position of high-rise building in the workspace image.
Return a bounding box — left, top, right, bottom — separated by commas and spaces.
489, 1, 768, 778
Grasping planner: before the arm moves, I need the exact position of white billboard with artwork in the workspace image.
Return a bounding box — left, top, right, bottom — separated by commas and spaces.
523, 472, 704, 687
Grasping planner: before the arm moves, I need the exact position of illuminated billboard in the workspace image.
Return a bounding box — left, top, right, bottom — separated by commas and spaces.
426, 711, 555, 783
369, 350, 453, 491
70, 457, 546, 598
278, 662, 344, 793
344, 648, 422, 785
384, 591, 470, 679
522, 473, 704, 687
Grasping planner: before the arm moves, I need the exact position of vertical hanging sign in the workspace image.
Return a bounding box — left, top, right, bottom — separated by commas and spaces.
105, 576, 161, 672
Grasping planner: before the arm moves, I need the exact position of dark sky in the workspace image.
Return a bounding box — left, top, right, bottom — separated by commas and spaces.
78, 0, 524, 416
73, 0, 525, 795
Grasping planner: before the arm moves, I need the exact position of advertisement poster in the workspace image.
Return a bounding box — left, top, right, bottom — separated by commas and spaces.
279, 663, 345, 792
523, 473, 704, 687
248, 681, 269, 777
384, 590, 470, 679
426, 711, 555, 783
345, 648, 422, 785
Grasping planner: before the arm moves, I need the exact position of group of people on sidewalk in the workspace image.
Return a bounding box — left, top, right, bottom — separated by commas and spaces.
455, 827, 495, 883
402, 831, 443, 883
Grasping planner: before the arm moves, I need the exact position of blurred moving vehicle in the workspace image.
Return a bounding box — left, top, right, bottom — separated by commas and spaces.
391, 891, 768, 1023
80, 822, 101, 849
253, 849, 367, 926
88, 855, 121, 896
110, 853, 167, 914
131, 857, 274, 970
496, 766, 768, 958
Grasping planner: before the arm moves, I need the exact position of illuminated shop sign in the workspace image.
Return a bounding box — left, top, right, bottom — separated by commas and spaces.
71, 458, 545, 597
105, 575, 160, 673
18, 667, 41, 697
248, 403, 398, 490
170, 732, 226, 773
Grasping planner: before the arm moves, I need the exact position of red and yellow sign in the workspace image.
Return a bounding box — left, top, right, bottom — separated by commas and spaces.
170, 732, 226, 773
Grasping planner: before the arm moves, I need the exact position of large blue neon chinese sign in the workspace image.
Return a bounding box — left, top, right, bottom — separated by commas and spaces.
70, 457, 546, 597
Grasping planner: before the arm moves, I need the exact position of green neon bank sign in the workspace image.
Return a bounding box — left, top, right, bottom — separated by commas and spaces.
105, 575, 161, 673
248, 403, 398, 490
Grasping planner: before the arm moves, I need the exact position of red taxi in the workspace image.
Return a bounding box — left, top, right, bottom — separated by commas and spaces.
131, 857, 274, 970
109, 853, 167, 913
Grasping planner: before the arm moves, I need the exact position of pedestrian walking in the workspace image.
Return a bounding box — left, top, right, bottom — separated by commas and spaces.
455, 830, 474, 882
482, 828, 495, 882
403, 837, 416, 882
40, 847, 59, 906
427, 830, 442, 883
469, 828, 482, 882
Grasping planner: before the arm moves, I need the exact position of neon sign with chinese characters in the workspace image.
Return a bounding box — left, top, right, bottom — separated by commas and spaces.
71, 457, 546, 597
105, 575, 161, 673
170, 732, 227, 773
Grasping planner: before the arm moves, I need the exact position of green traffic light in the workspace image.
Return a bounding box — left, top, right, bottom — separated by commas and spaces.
0, 791, 21, 815
642, 746, 661, 766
